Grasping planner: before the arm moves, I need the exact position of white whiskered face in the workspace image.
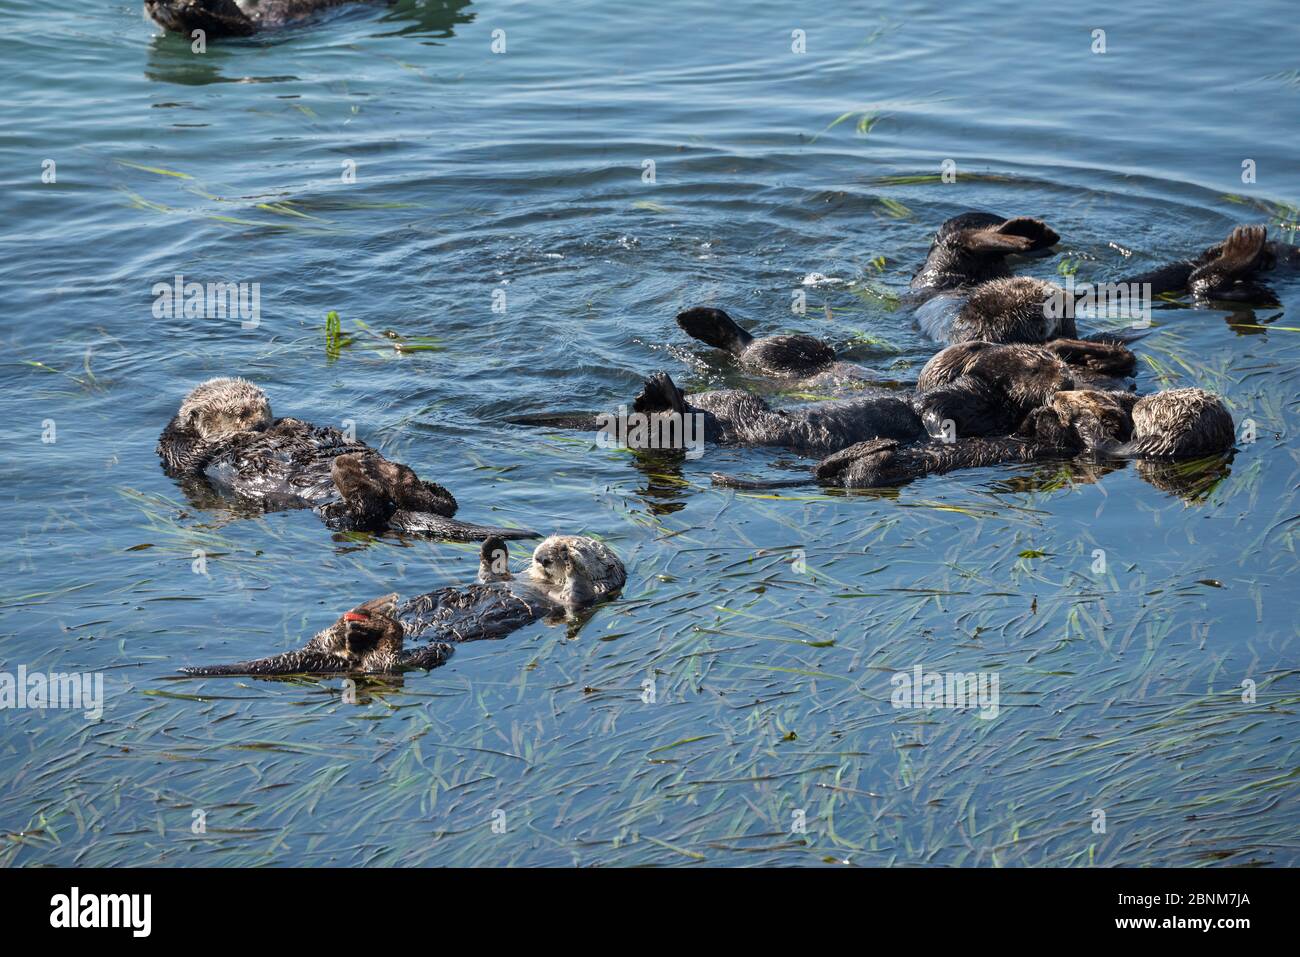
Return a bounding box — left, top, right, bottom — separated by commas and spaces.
526, 536, 627, 608
179, 377, 272, 441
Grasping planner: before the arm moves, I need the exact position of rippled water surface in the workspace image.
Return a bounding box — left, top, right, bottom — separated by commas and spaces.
2, 0, 1298, 866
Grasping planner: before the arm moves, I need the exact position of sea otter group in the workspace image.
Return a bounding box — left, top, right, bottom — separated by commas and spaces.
144, 5, 1295, 677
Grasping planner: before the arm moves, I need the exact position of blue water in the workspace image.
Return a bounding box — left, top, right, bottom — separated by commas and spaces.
1, 0, 1297, 866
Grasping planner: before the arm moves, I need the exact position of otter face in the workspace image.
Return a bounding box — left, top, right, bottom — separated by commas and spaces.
1024, 390, 1137, 450
178, 377, 272, 442
526, 536, 626, 608
478, 537, 513, 583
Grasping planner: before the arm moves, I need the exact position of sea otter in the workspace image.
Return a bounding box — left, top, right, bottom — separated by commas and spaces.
710, 386, 1233, 492
912, 340, 1136, 440
674, 306, 872, 381
711, 435, 1062, 491
180, 536, 626, 676
144, 0, 383, 37
158, 377, 536, 541
1022, 388, 1235, 458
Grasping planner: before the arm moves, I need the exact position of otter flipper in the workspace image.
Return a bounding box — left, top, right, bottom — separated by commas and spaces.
1189, 225, 1274, 300
633, 371, 690, 415
961, 217, 1060, 255
676, 307, 756, 355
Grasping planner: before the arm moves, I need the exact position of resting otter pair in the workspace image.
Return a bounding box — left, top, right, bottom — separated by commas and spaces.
181, 535, 626, 676
158, 377, 536, 541
144, 0, 382, 37
712, 387, 1234, 492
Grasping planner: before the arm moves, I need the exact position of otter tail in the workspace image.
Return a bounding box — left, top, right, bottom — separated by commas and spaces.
676, 307, 755, 355
390, 511, 539, 542
710, 472, 811, 490
180, 649, 347, 677
506, 411, 604, 431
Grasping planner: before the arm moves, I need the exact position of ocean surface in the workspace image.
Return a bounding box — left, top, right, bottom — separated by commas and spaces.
1, 0, 1297, 866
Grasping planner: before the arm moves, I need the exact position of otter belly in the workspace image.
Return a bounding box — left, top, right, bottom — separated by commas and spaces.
913, 292, 965, 343
399, 582, 558, 643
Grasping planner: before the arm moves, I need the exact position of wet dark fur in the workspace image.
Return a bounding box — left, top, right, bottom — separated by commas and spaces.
144, 0, 383, 37
180, 594, 455, 676
631, 370, 923, 455
910, 212, 1060, 293
1120, 224, 1298, 301
913, 342, 1079, 439
712, 436, 1062, 491
676, 306, 837, 376
1021, 387, 1233, 458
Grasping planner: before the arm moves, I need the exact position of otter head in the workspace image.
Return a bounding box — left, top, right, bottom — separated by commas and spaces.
315, 594, 404, 668
145, 0, 257, 37
953, 277, 1076, 343
1021, 390, 1138, 451
525, 536, 626, 609
176, 377, 273, 443
478, 537, 513, 583
1129, 389, 1235, 458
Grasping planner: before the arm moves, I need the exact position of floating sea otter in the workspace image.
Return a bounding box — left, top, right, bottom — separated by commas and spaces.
711, 386, 1234, 491
180, 536, 626, 676
158, 377, 536, 541
512, 339, 1133, 457
144, 0, 385, 37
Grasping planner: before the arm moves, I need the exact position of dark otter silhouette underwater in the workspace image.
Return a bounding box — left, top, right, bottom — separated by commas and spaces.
158, 377, 536, 541
181, 535, 626, 676
144, 0, 386, 37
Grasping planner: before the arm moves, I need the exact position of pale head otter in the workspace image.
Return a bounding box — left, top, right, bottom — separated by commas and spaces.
182, 536, 627, 676
525, 535, 627, 608
159, 377, 537, 541
911, 212, 1060, 294
159, 376, 273, 473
